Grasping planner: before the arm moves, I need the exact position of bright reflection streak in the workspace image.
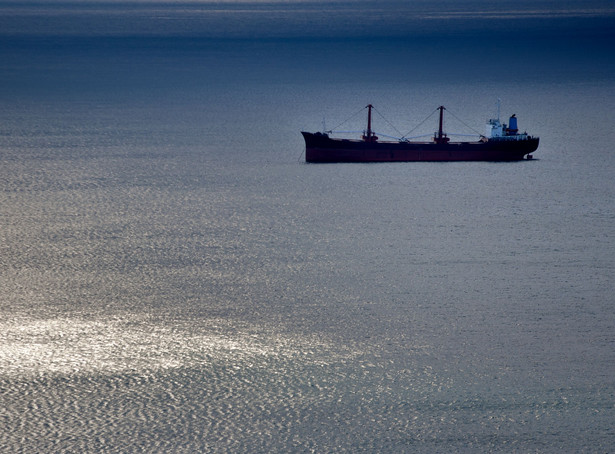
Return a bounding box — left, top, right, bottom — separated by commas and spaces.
0, 316, 342, 376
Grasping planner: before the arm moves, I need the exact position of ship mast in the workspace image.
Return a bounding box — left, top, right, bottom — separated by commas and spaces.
434, 105, 449, 144
362, 104, 378, 142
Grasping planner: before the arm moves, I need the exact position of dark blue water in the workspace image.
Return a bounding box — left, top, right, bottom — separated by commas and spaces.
1, 1, 615, 452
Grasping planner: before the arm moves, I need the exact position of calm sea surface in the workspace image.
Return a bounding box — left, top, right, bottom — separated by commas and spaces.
1, 2, 615, 452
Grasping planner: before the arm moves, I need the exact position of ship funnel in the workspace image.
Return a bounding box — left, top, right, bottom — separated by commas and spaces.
508, 114, 518, 134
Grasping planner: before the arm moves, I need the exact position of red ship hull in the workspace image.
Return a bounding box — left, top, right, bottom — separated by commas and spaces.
302, 132, 539, 163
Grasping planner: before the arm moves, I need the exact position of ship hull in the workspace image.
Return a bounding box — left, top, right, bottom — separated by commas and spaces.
302, 132, 539, 163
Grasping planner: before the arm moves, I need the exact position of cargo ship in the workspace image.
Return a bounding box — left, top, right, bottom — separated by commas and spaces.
302, 104, 539, 163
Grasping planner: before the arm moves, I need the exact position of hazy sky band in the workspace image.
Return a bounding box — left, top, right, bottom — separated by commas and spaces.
1, 0, 614, 39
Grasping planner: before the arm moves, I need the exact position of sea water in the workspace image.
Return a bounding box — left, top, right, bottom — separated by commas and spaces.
1, 1, 615, 452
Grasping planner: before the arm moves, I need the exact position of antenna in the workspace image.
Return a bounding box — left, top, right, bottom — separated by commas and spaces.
497, 98, 501, 121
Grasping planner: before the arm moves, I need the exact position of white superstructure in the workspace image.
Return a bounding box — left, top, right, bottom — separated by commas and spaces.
486, 117, 505, 138
485, 114, 529, 141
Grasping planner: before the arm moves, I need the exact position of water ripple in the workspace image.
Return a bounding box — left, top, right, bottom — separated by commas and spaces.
0, 315, 348, 377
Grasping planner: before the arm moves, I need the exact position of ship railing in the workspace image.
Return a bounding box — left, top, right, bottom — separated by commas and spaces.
401, 133, 434, 141
329, 131, 426, 142
448, 133, 483, 138
376, 132, 407, 141
490, 134, 530, 141
328, 130, 486, 142
326, 130, 363, 135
